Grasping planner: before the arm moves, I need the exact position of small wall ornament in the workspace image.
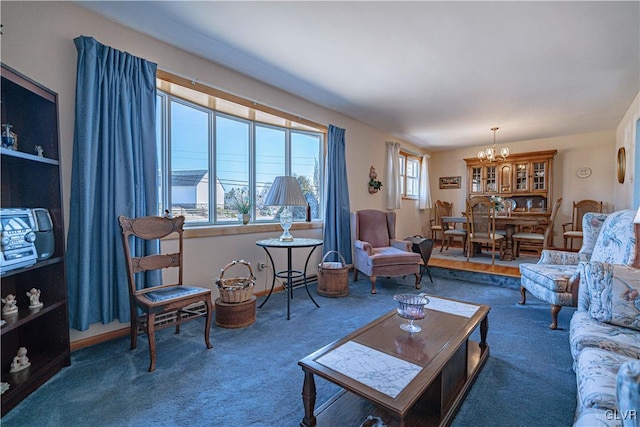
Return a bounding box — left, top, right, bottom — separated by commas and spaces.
368, 165, 383, 194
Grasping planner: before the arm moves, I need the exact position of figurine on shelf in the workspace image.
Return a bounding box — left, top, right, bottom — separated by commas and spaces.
35, 145, 44, 157
10, 347, 31, 373
26, 288, 43, 309
2, 293, 18, 315
1, 123, 18, 151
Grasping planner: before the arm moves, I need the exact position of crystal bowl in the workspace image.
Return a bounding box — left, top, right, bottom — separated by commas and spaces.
394, 293, 429, 333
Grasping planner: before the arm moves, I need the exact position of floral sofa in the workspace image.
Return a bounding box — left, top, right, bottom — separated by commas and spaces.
519, 210, 636, 329
570, 261, 640, 426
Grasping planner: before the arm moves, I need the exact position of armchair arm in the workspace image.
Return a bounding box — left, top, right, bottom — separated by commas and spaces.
390, 239, 412, 252
561, 222, 573, 233
538, 249, 581, 265
354, 239, 373, 255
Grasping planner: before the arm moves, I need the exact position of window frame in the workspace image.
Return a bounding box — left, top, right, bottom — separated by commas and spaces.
156, 74, 325, 227
399, 151, 421, 199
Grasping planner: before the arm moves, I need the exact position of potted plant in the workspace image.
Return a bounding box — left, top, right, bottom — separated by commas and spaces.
229, 189, 251, 224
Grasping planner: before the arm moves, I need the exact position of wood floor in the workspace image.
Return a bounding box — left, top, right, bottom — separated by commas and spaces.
427, 256, 520, 278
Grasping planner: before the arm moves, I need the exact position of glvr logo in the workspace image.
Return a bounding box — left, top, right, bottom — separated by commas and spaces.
605, 409, 637, 420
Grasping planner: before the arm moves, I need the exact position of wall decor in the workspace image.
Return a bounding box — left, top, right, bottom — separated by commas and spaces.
439, 176, 461, 189
617, 147, 626, 184
576, 167, 592, 179
368, 165, 382, 194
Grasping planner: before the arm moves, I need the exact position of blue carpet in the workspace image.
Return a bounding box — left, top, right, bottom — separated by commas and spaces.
2, 273, 576, 426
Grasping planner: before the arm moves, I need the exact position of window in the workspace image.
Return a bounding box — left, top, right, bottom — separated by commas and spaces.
399, 152, 420, 198
156, 74, 325, 225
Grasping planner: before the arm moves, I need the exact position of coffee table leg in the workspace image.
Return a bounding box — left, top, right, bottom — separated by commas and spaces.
480, 316, 489, 349
301, 368, 317, 427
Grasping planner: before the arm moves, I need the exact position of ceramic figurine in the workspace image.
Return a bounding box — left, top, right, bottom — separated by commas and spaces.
35, 145, 44, 157
1, 294, 18, 315
26, 288, 43, 309
10, 347, 31, 373
1, 123, 18, 150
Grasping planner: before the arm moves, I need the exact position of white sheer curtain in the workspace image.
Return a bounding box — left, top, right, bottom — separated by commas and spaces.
386, 141, 402, 210
419, 153, 432, 210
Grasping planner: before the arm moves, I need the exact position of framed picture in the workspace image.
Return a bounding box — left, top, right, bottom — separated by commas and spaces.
439, 176, 461, 189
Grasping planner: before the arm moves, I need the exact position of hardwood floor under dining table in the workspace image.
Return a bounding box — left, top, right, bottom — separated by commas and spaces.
441, 215, 541, 262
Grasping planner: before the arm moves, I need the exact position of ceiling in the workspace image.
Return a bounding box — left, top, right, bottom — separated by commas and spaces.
77, 1, 640, 151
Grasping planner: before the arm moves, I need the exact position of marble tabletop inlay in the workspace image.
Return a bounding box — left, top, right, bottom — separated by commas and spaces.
424, 296, 479, 318
315, 341, 422, 398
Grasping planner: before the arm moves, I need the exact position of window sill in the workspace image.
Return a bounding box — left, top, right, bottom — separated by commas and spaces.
169, 220, 324, 240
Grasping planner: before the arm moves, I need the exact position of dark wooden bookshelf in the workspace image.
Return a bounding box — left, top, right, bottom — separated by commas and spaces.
1, 63, 70, 416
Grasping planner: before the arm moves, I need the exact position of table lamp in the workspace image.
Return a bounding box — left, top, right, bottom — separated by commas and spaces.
264, 176, 307, 241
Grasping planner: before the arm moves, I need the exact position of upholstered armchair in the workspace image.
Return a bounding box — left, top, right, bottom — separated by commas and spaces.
351, 210, 422, 294
519, 209, 637, 329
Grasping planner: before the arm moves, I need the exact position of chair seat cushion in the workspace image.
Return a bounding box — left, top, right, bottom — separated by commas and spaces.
576, 347, 634, 411
564, 231, 584, 238
444, 229, 466, 236
143, 286, 208, 302
512, 232, 544, 240
519, 263, 576, 293
570, 311, 640, 364
367, 247, 421, 267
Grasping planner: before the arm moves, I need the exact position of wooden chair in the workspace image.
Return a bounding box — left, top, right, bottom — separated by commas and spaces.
466, 196, 505, 265
119, 215, 213, 372
562, 200, 603, 249
512, 197, 562, 256
436, 200, 466, 252
429, 200, 445, 243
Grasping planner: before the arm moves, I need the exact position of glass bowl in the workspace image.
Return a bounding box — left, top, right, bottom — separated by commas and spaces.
394, 293, 429, 333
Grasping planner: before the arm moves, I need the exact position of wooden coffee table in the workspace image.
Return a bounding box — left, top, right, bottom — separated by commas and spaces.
298, 295, 490, 427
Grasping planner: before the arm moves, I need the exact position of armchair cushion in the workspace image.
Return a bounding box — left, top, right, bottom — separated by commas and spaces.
367, 247, 421, 267
584, 262, 640, 331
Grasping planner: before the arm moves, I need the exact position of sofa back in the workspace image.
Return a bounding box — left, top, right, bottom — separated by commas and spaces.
590, 209, 637, 266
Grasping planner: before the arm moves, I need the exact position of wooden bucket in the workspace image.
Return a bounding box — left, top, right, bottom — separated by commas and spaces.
215, 296, 256, 329
317, 251, 350, 297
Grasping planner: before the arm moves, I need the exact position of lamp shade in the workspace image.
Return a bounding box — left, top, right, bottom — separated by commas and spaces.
264, 176, 307, 207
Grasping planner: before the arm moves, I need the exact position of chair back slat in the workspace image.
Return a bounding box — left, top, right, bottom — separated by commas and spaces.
131, 253, 181, 274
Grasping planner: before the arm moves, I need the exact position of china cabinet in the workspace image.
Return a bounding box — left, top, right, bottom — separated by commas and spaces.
1, 64, 70, 416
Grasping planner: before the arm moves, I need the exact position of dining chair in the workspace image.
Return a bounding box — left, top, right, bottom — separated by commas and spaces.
562, 200, 603, 249
429, 200, 446, 244
466, 196, 505, 265
512, 197, 562, 256
437, 201, 466, 252
119, 215, 214, 372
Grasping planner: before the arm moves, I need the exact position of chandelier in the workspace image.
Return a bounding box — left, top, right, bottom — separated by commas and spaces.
477, 127, 509, 162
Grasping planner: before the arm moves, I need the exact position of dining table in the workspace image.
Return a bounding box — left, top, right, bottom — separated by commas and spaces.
441, 215, 542, 262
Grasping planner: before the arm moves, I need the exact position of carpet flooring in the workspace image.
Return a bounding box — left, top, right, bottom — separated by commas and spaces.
1, 273, 577, 427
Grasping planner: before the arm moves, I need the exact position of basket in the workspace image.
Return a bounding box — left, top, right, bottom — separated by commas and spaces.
317, 251, 350, 297
215, 260, 255, 303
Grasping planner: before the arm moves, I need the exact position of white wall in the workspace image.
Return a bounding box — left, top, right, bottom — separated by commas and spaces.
615, 91, 640, 209
1, 1, 427, 341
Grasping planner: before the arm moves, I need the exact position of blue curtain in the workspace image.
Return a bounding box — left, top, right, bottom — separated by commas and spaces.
67, 36, 158, 331
323, 125, 352, 264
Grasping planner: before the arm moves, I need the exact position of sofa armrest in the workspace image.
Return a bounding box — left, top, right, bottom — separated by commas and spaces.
354, 239, 373, 255
617, 359, 640, 427
538, 249, 581, 265
390, 239, 412, 252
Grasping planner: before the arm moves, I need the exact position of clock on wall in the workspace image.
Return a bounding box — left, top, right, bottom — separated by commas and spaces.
576, 167, 592, 179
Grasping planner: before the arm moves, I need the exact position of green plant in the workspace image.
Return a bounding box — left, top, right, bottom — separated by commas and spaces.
229, 189, 251, 214
369, 179, 383, 190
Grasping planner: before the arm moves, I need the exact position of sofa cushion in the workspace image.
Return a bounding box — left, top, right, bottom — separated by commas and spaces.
570, 311, 640, 365
576, 347, 635, 412
585, 263, 640, 331
574, 407, 621, 427
591, 210, 637, 266
579, 212, 609, 260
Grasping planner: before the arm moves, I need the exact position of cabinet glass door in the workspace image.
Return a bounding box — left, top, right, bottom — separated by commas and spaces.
514, 162, 529, 192
532, 161, 546, 191
470, 166, 482, 193
485, 165, 497, 193
499, 164, 512, 193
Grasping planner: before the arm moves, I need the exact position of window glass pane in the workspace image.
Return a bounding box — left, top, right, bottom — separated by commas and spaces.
291, 132, 321, 220
170, 100, 209, 222
216, 115, 250, 222
256, 125, 285, 221
399, 155, 406, 195
406, 158, 420, 197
